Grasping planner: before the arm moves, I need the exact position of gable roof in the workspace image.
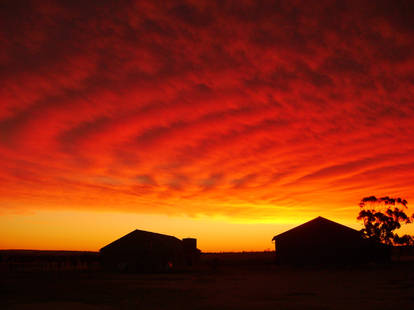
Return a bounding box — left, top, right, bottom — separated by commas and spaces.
272, 216, 359, 241
100, 229, 182, 252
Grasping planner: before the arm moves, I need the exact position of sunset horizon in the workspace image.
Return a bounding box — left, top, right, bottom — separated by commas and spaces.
2, 0, 414, 253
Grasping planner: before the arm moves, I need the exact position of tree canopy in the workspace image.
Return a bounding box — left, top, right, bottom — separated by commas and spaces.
357, 196, 414, 246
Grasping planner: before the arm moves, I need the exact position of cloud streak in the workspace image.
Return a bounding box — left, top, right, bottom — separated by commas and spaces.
1, 0, 414, 220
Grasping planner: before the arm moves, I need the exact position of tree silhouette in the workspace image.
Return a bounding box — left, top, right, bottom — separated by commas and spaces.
357, 196, 414, 246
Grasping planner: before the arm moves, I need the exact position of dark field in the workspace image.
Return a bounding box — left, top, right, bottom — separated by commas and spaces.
2, 253, 414, 310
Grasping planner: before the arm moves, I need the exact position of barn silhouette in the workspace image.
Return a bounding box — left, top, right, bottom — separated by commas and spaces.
272, 216, 389, 265
100, 229, 200, 272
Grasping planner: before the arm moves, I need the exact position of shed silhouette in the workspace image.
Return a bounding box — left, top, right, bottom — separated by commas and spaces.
100, 229, 200, 272
272, 216, 389, 265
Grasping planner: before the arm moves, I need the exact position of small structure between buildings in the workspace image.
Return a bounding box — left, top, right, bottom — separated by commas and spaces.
272, 216, 389, 265
100, 229, 200, 272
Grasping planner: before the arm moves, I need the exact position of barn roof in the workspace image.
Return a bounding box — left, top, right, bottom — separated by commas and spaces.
100, 229, 182, 252
272, 216, 359, 241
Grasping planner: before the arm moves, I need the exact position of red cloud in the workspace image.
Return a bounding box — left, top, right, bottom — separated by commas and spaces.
1, 0, 414, 220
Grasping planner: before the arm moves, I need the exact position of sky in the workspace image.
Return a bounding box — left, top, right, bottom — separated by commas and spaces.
1, 0, 414, 252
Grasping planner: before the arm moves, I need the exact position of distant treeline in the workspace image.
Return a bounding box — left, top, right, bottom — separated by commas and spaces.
0, 250, 100, 272
0, 250, 276, 272
392, 246, 414, 261
1, 247, 413, 272
201, 251, 276, 267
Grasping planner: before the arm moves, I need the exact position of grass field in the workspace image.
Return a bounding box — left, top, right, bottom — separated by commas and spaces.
2, 255, 414, 310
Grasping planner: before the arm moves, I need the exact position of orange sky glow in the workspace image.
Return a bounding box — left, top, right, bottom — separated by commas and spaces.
1, 0, 414, 252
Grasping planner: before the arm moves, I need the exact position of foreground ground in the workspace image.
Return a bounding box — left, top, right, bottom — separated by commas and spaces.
2, 261, 414, 310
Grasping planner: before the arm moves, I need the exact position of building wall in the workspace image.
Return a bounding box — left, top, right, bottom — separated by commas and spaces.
274, 224, 389, 265
100, 233, 200, 272
101, 247, 185, 272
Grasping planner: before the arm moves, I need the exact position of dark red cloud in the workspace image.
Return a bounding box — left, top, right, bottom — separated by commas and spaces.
1, 0, 414, 219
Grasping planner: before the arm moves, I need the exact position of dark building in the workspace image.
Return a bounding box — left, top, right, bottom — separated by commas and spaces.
272, 216, 389, 265
100, 229, 200, 272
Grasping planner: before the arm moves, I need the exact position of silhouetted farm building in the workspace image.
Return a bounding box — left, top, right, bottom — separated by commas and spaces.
100, 229, 200, 272
272, 216, 389, 265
